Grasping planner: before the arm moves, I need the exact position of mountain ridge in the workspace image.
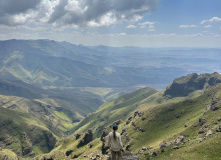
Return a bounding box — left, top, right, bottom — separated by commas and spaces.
42, 72, 221, 160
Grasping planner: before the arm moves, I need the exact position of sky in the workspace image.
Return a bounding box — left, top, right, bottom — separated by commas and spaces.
0, 0, 221, 47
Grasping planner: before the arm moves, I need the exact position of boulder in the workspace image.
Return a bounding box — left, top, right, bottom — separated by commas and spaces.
174, 135, 184, 144
160, 141, 170, 149
75, 134, 81, 140
65, 149, 73, 156
107, 151, 140, 160
77, 130, 93, 148
206, 130, 213, 137
216, 125, 221, 132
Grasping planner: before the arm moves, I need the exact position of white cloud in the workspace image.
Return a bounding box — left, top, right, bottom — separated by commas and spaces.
179, 25, 197, 28
148, 29, 156, 32
0, 0, 160, 27
117, 33, 127, 36
204, 25, 212, 28
138, 21, 155, 31
200, 17, 221, 24
126, 25, 137, 29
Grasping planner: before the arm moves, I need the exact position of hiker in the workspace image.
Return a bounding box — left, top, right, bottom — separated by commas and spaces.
108, 124, 124, 160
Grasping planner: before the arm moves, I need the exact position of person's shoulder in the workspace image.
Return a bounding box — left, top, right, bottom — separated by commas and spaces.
108, 132, 113, 135
116, 132, 121, 137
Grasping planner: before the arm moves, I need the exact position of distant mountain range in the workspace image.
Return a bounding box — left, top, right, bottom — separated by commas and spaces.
1, 39, 220, 89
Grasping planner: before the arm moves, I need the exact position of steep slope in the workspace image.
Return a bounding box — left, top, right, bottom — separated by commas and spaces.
165, 72, 221, 96
0, 107, 57, 158
0, 78, 46, 99
71, 87, 158, 138
45, 73, 221, 160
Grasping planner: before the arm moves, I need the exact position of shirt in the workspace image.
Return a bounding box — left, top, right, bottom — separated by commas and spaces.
108, 131, 123, 151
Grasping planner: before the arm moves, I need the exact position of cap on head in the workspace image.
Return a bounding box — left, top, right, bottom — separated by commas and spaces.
113, 124, 118, 130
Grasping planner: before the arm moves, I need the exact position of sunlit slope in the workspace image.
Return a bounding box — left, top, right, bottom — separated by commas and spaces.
140, 84, 221, 160
71, 87, 158, 138
0, 107, 57, 158
0, 94, 84, 158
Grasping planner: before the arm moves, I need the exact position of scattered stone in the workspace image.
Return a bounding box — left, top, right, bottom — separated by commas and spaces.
172, 146, 179, 149
216, 125, 221, 132
107, 151, 140, 160
184, 124, 188, 127
198, 138, 203, 143
141, 147, 147, 151
160, 141, 170, 149
198, 129, 205, 134
175, 112, 182, 118
131, 122, 145, 132
174, 135, 184, 144
43, 156, 53, 160
65, 149, 73, 156
206, 130, 213, 137
218, 118, 221, 121
121, 129, 126, 135
126, 144, 131, 151
212, 106, 219, 111
151, 151, 158, 156
147, 145, 153, 150
126, 117, 132, 125
114, 120, 122, 125
197, 118, 207, 127
96, 154, 100, 158
75, 134, 81, 140
206, 104, 211, 110
141, 117, 146, 121
134, 111, 142, 119
89, 142, 93, 148
72, 154, 78, 158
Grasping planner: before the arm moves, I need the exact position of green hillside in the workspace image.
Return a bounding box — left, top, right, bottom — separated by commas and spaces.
43, 73, 221, 160
1, 73, 221, 159
71, 87, 158, 138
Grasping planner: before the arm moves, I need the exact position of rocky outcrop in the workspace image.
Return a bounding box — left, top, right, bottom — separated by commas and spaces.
131, 122, 144, 132
101, 131, 108, 154
160, 135, 184, 149
164, 72, 221, 96
107, 151, 140, 160
77, 130, 93, 148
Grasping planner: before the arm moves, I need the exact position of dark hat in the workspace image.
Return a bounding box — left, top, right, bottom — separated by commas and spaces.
113, 124, 118, 130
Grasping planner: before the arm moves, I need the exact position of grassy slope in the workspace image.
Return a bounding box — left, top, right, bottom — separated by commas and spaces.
146, 84, 221, 160
0, 94, 83, 158
49, 84, 221, 160
71, 87, 158, 138
0, 107, 57, 158
2, 73, 221, 159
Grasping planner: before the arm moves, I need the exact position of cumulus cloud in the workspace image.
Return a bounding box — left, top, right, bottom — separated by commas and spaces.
0, 0, 42, 25
48, 0, 159, 27
179, 25, 197, 28
200, 17, 221, 24
0, 0, 160, 27
204, 25, 212, 28
138, 21, 155, 31
126, 25, 137, 29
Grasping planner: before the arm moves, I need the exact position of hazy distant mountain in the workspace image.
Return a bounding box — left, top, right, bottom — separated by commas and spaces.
2, 39, 220, 89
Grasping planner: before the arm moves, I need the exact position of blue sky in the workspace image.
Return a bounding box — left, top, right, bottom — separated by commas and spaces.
0, 0, 221, 47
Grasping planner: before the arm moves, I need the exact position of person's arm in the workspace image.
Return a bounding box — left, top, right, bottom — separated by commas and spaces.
107, 133, 111, 149
119, 134, 124, 152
